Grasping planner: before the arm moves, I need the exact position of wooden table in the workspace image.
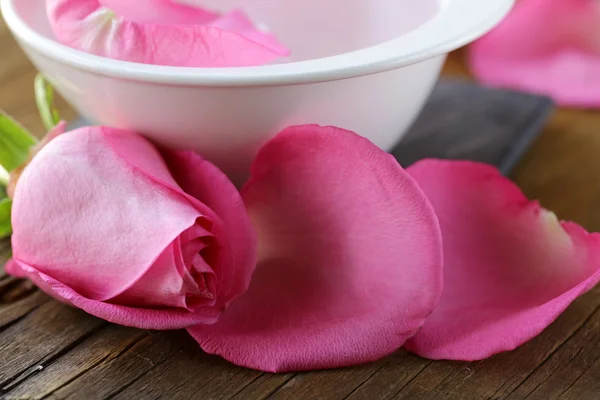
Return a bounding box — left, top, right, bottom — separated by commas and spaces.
2, 19, 600, 399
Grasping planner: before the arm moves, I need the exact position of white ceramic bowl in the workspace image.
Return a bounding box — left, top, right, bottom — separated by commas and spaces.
2, 0, 513, 180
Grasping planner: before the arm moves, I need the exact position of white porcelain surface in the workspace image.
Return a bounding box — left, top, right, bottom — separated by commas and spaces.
1, 0, 514, 181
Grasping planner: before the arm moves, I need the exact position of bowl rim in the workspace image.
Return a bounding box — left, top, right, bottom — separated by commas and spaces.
1, 0, 514, 86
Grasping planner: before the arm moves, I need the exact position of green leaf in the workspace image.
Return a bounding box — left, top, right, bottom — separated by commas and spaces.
0, 198, 12, 239
35, 74, 61, 131
0, 111, 38, 173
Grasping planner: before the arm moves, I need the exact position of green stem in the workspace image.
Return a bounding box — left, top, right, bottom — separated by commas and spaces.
0, 166, 8, 188
35, 74, 61, 131
0, 198, 12, 238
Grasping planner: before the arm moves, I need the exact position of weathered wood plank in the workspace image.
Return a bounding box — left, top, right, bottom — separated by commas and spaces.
387, 287, 600, 400
3, 325, 146, 399
262, 353, 424, 400
0, 241, 11, 281
229, 373, 294, 400
0, 301, 106, 390
112, 347, 447, 400
35, 329, 294, 400
46, 331, 183, 399
341, 353, 433, 400
502, 296, 600, 399
110, 334, 264, 400
0, 291, 50, 332
558, 355, 600, 400
390, 361, 462, 400
0, 277, 36, 303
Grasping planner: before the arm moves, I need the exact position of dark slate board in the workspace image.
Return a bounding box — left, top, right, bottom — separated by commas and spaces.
70, 79, 553, 175
393, 79, 554, 175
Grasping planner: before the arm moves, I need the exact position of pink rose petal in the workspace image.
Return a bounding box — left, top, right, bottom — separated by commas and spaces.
105, 132, 258, 311
6, 258, 222, 329
9, 126, 257, 329
98, 0, 216, 25
110, 229, 213, 310
189, 125, 443, 372
469, 0, 600, 107
11, 127, 201, 302
158, 148, 258, 306
404, 160, 600, 360
97, 0, 289, 56
208, 9, 290, 57
47, 0, 289, 67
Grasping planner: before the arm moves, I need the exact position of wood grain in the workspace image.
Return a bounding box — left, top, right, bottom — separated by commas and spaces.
2, 19, 600, 400
5, 325, 145, 400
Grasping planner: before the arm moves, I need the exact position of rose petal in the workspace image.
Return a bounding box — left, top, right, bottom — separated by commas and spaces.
98, 0, 216, 25
404, 160, 600, 360
189, 125, 443, 372
207, 9, 290, 57
47, 0, 289, 67
97, 0, 289, 56
6, 258, 221, 329
110, 230, 214, 310
105, 133, 258, 310
160, 149, 258, 308
468, 0, 600, 107
11, 127, 201, 301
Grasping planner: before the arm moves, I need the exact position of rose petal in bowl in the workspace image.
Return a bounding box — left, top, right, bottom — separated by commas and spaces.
405, 159, 600, 360
189, 125, 443, 372
46, 0, 289, 67
97, 0, 289, 55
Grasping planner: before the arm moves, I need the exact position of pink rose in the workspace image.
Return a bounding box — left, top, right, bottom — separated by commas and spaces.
46, 0, 290, 67
6, 126, 257, 330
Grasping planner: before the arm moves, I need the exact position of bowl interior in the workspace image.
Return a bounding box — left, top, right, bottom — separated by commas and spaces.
15, 0, 440, 63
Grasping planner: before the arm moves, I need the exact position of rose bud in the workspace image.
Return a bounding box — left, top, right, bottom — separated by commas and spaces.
6, 126, 257, 329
